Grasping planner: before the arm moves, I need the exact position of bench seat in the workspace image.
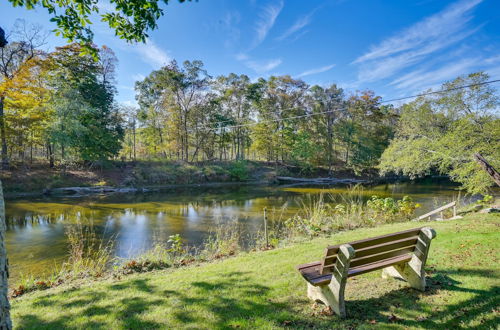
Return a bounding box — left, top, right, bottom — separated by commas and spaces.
297, 254, 413, 286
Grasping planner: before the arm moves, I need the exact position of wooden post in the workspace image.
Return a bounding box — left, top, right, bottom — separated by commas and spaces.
263, 208, 268, 248
453, 205, 457, 218
440, 211, 444, 220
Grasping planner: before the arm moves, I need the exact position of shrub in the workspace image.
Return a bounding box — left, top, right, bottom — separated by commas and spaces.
227, 161, 249, 181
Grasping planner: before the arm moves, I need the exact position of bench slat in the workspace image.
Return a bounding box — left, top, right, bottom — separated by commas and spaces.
349, 246, 415, 268
324, 227, 421, 252
296, 261, 322, 271
348, 254, 412, 277
298, 253, 414, 286
321, 236, 418, 271
354, 236, 417, 258
320, 231, 420, 274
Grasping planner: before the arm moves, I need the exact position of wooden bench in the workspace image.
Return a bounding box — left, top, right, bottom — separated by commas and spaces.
296, 227, 436, 318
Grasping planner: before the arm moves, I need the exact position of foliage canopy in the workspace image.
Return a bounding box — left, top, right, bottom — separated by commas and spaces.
379, 72, 500, 193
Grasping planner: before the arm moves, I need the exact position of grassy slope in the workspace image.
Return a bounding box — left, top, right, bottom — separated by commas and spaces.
11, 214, 500, 329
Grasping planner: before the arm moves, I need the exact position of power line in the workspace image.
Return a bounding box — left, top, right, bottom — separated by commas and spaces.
192, 78, 500, 132
381, 79, 500, 103
142, 78, 500, 133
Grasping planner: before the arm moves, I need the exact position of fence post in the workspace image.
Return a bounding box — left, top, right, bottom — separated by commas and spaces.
263, 207, 268, 248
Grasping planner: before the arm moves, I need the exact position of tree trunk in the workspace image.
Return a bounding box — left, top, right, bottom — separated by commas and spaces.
132, 122, 136, 161
0, 180, 12, 329
327, 114, 334, 175
47, 142, 54, 168
474, 153, 500, 187
0, 97, 9, 170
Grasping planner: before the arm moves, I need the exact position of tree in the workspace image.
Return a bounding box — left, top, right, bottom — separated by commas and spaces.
0, 25, 11, 330
252, 76, 308, 162
1, 54, 52, 164
213, 74, 253, 160
335, 91, 396, 173
47, 44, 124, 163
379, 72, 500, 194
0, 21, 46, 169
135, 60, 210, 161
308, 84, 344, 173
7, 0, 191, 56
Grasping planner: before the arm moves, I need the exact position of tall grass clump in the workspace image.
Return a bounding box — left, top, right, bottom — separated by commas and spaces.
63, 218, 114, 278
120, 234, 191, 274
12, 217, 115, 297
285, 185, 420, 238
202, 220, 245, 259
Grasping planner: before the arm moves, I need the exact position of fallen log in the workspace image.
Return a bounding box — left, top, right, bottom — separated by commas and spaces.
276, 176, 367, 185
47, 186, 150, 196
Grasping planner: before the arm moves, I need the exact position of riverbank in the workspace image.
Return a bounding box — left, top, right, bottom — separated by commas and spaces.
10, 213, 499, 329
0, 160, 370, 198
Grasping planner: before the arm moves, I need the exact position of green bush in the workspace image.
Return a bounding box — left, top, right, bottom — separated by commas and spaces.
227, 161, 249, 181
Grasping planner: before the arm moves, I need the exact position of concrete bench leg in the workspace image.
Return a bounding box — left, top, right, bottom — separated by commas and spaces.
381, 227, 436, 291
306, 244, 355, 318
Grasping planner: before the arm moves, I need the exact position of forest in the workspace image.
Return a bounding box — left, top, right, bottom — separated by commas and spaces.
1, 23, 499, 193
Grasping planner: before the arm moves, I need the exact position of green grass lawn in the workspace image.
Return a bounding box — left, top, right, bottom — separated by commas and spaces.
11, 213, 500, 329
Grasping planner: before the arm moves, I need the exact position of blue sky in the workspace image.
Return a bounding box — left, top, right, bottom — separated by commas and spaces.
1, 0, 500, 106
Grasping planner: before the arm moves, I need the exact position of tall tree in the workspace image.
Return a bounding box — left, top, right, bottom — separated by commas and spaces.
47, 44, 124, 163
379, 72, 500, 193
213, 74, 253, 160
136, 60, 210, 161
0, 21, 45, 169
308, 84, 344, 173
252, 76, 308, 162
0, 25, 12, 330
337, 91, 396, 172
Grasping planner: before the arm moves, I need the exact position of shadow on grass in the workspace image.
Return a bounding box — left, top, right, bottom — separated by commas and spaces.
16, 272, 321, 329
15, 268, 499, 329
346, 269, 499, 328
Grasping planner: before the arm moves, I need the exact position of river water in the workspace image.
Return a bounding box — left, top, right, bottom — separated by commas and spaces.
5, 181, 467, 281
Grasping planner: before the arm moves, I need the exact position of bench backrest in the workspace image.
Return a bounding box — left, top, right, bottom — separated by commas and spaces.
319, 227, 423, 275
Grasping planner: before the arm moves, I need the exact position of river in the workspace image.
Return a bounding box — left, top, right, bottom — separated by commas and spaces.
5, 181, 469, 281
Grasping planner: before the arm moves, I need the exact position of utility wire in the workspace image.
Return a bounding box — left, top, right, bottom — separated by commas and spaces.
154, 78, 500, 133
381, 79, 500, 103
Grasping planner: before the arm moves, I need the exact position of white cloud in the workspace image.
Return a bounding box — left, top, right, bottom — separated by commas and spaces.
132, 73, 146, 81
390, 58, 479, 90
244, 58, 282, 73
277, 13, 312, 41
253, 0, 284, 48
235, 53, 249, 61
235, 52, 282, 74
221, 11, 241, 48
297, 64, 335, 78
133, 39, 171, 68
353, 0, 483, 83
